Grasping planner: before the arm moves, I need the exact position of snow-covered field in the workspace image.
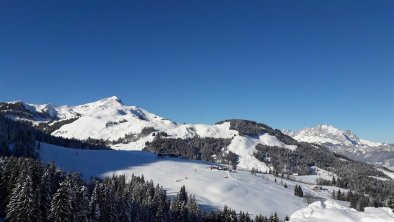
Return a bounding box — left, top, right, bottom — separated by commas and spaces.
292, 167, 337, 184
39, 143, 307, 218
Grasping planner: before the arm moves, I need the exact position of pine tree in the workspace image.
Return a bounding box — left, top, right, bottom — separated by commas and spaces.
350, 197, 358, 209
49, 178, 73, 222
0, 142, 10, 157
269, 212, 279, 222
89, 183, 101, 222
73, 186, 89, 222
387, 194, 394, 210
119, 191, 133, 222
170, 186, 191, 222
6, 173, 39, 222
153, 185, 168, 221
331, 176, 336, 185
294, 185, 303, 197
97, 183, 117, 222
38, 169, 53, 221
178, 185, 188, 203
0, 160, 11, 217
337, 189, 342, 200
347, 190, 353, 202
299, 185, 303, 197
186, 194, 201, 222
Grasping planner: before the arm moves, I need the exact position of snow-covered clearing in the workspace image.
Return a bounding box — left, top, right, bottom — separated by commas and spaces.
291, 167, 337, 184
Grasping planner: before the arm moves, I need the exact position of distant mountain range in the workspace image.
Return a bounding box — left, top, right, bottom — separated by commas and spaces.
1, 96, 393, 169
283, 125, 394, 169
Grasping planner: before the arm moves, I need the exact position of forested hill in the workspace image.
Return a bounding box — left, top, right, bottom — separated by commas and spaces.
0, 115, 110, 157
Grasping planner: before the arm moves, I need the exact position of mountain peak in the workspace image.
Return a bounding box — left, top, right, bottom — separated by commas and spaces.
97, 96, 123, 104
283, 124, 383, 147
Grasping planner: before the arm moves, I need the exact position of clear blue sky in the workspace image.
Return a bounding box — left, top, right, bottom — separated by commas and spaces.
0, 0, 393, 143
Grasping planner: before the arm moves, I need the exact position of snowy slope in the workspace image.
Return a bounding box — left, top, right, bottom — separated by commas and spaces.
38, 143, 307, 218
289, 200, 393, 222
39, 143, 393, 221
227, 135, 296, 172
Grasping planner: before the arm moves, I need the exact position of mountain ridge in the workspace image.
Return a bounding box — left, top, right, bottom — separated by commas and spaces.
0, 97, 297, 172
2, 96, 393, 169
283, 124, 394, 168
282, 124, 385, 147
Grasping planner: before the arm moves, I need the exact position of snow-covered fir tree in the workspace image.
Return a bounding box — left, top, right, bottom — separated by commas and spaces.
49, 177, 73, 222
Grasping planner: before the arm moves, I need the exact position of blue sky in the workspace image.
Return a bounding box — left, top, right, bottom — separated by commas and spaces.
0, 0, 393, 143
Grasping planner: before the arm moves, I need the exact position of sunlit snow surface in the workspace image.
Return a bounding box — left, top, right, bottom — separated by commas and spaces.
289, 200, 394, 222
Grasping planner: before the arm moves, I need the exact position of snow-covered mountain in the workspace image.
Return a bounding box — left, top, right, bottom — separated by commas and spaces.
2, 97, 394, 222
0, 96, 297, 172
282, 124, 384, 147
283, 125, 394, 167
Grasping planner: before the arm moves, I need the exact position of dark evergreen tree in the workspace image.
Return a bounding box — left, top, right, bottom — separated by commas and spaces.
38, 169, 53, 222
294, 185, 303, 197
6, 172, 39, 222
0, 142, 10, 156
49, 178, 73, 222
89, 183, 101, 221
332, 176, 336, 185
187, 194, 202, 222
178, 185, 188, 203
387, 194, 394, 210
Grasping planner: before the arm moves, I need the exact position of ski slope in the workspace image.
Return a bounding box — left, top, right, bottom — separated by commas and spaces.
38, 143, 306, 218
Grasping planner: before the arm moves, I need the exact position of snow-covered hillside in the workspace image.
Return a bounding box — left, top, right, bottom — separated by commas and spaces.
1, 97, 297, 171
289, 200, 393, 222
38, 143, 394, 222
38, 143, 306, 218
